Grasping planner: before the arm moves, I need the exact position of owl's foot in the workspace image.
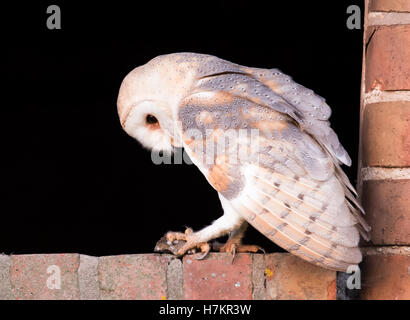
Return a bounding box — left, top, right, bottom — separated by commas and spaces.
213, 240, 265, 263
166, 228, 211, 260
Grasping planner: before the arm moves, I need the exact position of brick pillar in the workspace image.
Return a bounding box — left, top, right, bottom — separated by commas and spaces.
358, 0, 410, 300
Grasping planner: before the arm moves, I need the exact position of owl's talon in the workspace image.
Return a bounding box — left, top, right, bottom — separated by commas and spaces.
231, 246, 236, 263
166, 230, 188, 243
195, 250, 210, 260
194, 242, 211, 260
215, 241, 265, 263
257, 246, 266, 255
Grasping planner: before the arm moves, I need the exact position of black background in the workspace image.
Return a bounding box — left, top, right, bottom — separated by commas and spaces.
1, 1, 363, 255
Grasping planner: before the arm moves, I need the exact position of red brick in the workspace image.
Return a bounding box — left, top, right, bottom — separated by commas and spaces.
10, 254, 80, 300
98, 254, 170, 300
265, 253, 336, 300
183, 253, 252, 300
360, 254, 410, 299
362, 179, 410, 245
369, 0, 410, 12
362, 102, 410, 167
365, 25, 410, 92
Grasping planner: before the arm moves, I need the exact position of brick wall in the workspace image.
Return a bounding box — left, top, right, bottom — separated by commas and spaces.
0, 253, 336, 300
358, 0, 410, 300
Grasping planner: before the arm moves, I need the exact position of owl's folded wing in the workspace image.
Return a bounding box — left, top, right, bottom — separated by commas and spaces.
189, 55, 352, 167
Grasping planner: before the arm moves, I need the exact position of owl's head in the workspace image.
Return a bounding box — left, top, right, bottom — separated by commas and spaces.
117, 77, 174, 153
117, 55, 197, 153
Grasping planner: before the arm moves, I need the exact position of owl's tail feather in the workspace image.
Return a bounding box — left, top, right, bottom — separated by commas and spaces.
320, 143, 371, 240
232, 195, 360, 272
333, 162, 372, 241
231, 165, 364, 272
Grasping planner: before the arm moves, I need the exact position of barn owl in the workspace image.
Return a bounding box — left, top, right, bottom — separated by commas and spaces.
117, 53, 370, 272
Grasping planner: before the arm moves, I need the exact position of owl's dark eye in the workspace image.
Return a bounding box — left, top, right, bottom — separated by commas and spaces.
146, 114, 158, 125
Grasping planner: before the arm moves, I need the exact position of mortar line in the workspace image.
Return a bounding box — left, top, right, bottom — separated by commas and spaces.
362, 167, 410, 180
361, 245, 410, 256
368, 12, 410, 26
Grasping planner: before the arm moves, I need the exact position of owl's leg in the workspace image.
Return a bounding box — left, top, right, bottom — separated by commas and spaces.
166, 209, 244, 259
213, 222, 265, 262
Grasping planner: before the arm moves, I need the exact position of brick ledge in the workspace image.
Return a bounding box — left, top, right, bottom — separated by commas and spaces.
0, 252, 337, 300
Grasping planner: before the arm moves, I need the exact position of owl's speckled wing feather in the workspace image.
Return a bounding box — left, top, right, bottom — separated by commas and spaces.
177, 53, 352, 167
175, 54, 369, 271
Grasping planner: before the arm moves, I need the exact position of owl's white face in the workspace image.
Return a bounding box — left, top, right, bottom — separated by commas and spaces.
117, 55, 201, 153
117, 62, 183, 154
122, 100, 174, 153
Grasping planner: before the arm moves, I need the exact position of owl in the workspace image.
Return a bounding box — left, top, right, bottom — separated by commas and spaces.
117, 53, 370, 272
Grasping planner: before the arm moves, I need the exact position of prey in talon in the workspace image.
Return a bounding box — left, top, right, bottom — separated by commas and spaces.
154, 228, 211, 260
154, 235, 187, 256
